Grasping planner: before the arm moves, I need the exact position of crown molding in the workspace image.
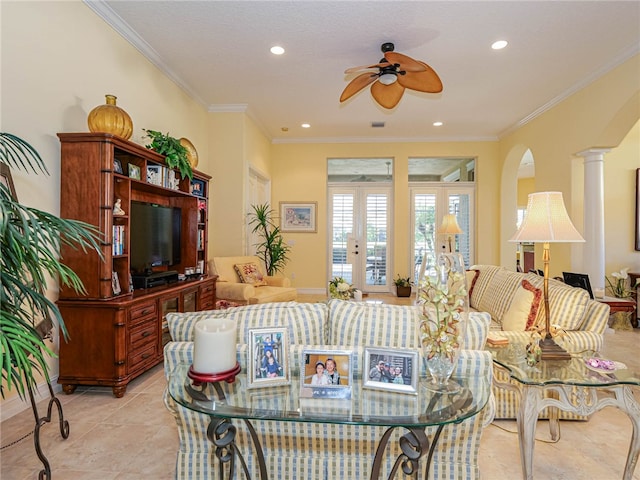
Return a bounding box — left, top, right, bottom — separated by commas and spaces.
271, 135, 498, 144
84, 0, 207, 107
499, 43, 640, 139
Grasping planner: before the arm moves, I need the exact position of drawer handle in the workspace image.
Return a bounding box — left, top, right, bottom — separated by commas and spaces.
141, 331, 152, 337
141, 353, 151, 360
115, 322, 125, 327
141, 308, 153, 315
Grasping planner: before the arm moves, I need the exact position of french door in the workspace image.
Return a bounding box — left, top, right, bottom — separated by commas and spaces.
411, 185, 474, 282
328, 186, 391, 293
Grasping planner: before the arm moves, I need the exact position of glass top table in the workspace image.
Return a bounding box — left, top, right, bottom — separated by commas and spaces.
168, 363, 490, 479
487, 344, 640, 480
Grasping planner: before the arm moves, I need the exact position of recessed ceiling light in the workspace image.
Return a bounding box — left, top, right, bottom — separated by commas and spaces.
270, 46, 285, 55
301, 123, 310, 128
433, 121, 443, 127
491, 40, 508, 50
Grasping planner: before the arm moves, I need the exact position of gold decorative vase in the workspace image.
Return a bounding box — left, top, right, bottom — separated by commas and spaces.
88, 94, 133, 140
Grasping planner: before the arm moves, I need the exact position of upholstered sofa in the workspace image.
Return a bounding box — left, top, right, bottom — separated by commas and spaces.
163, 300, 494, 479
468, 265, 610, 419
209, 255, 297, 305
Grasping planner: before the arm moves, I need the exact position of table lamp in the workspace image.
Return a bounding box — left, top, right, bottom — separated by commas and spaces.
509, 192, 584, 360
438, 214, 463, 253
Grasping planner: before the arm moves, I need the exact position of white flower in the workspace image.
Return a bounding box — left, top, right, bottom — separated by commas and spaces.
337, 282, 350, 292
611, 267, 629, 280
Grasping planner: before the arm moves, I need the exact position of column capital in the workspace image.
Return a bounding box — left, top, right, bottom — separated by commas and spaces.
575, 148, 612, 160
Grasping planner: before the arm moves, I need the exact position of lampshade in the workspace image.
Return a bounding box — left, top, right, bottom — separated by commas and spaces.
438, 214, 463, 235
509, 192, 584, 243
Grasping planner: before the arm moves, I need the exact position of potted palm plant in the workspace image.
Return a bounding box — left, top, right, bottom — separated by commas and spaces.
1, 133, 102, 400
248, 203, 291, 275
394, 274, 413, 297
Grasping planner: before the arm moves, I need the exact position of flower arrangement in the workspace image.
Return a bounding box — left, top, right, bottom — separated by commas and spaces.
606, 268, 635, 299
329, 276, 356, 300
417, 268, 468, 363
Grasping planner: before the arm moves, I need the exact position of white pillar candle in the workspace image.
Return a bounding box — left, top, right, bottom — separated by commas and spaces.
192, 318, 237, 374
354, 289, 363, 302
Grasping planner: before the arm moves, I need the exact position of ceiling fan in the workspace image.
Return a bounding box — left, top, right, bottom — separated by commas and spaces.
340, 42, 443, 109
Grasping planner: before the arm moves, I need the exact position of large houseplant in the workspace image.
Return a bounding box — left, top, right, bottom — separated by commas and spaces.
0, 133, 102, 400
248, 203, 291, 276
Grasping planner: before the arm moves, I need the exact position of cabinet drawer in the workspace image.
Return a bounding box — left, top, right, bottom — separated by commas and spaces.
129, 321, 157, 350
200, 298, 215, 311
129, 301, 157, 326
128, 343, 157, 369
199, 282, 215, 297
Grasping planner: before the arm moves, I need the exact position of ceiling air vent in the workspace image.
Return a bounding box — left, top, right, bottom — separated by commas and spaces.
371, 121, 385, 128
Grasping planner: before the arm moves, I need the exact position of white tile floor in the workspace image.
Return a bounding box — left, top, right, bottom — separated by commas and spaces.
1, 295, 638, 479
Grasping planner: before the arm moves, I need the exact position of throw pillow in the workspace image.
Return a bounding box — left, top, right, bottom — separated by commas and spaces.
501, 279, 542, 331
466, 269, 480, 301
234, 262, 267, 286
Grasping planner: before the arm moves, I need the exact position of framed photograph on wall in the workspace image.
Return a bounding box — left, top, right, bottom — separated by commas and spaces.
363, 347, 418, 395
300, 349, 352, 399
247, 327, 290, 389
635, 168, 639, 251
279, 202, 317, 233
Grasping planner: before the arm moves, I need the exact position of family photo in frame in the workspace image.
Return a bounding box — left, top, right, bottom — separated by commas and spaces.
300, 349, 352, 399
247, 327, 290, 388
363, 347, 419, 395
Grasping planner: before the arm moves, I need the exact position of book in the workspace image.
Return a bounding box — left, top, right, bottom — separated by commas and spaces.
487, 332, 509, 346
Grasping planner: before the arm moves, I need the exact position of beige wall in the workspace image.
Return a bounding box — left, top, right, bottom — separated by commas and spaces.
270, 141, 500, 289
1, 1, 209, 409
499, 55, 640, 276
517, 178, 536, 207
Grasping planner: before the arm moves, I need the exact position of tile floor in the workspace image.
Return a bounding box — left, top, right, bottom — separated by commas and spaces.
1, 295, 639, 479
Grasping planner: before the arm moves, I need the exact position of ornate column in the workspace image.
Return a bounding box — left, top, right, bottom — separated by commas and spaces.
576, 148, 610, 293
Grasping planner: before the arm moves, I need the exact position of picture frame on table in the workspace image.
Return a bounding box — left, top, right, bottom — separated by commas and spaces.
247, 327, 290, 389
111, 271, 121, 296
113, 159, 124, 175
128, 163, 141, 180
279, 201, 317, 233
363, 347, 419, 395
300, 349, 352, 399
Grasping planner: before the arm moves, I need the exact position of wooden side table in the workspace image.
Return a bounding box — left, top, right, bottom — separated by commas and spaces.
598, 296, 638, 328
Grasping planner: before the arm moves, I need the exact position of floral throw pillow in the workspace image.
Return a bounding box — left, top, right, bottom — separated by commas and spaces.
234, 263, 267, 286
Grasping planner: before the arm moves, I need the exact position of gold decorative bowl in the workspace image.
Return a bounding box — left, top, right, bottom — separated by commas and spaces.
179, 138, 198, 168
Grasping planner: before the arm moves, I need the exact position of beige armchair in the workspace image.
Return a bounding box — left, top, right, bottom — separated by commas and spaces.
209, 255, 297, 305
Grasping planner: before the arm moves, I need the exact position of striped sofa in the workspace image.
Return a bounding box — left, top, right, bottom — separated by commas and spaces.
163, 300, 494, 479
469, 265, 610, 419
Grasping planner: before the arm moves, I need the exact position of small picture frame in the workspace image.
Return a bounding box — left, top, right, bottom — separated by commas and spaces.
300, 349, 352, 399
112, 271, 122, 295
280, 202, 317, 233
128, 163, 141, 180
363, 347, 419, 395
113, 159, 123, 175
190, 178, 206, 197
146, 165, 162, 186
247, 327, 290, 389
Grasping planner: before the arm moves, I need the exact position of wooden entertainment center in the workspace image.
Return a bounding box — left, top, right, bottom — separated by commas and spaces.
56, 133, 216, 397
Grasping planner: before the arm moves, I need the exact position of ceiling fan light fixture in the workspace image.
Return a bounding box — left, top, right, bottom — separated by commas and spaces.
378, 73, 398, 85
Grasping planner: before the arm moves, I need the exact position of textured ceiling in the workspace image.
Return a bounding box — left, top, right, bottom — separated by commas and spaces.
91, 1, 639, 144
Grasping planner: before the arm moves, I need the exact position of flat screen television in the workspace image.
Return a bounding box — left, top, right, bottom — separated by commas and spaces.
130, 201, 181, 275
562, 272, 594, 299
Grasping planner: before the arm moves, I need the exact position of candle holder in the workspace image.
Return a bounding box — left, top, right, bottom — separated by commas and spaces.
188, 362, 241, 385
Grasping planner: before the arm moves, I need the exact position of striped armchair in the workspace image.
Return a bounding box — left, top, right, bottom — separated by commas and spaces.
163, 301, 494, 479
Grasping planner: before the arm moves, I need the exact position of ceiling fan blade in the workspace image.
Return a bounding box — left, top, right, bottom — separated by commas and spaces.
384, 52, 427, 72
340, 73, 377, 102
370, 80, 405, 109
344, 62, 386, 74
397, 62, 443, 93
